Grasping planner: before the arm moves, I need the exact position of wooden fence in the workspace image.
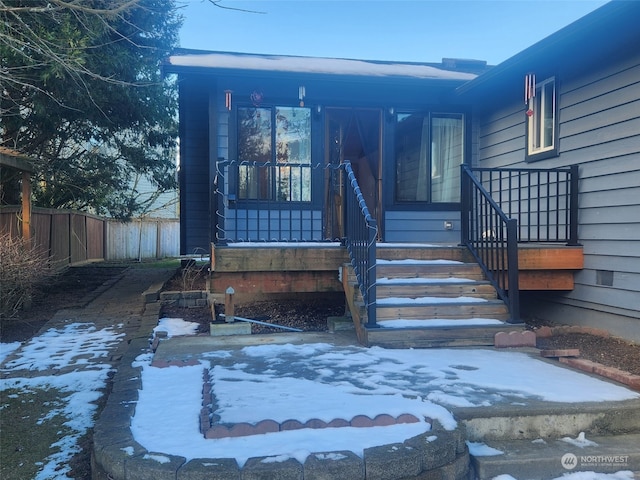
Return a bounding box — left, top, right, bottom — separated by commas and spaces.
0, 206, 179, 265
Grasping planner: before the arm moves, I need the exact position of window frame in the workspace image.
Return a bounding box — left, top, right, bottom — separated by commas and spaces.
234, 104, 313, 204
393, 110, 466, 206
525, 76, 559, 163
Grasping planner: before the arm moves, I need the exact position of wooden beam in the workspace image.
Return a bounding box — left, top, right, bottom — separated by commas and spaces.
517, 271, 575, 290
517, 246, 584, 270
213, 246, 349, 272
210, 270, 343, 294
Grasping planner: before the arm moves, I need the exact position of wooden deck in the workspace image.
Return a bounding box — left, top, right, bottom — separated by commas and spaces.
210, 242, 583, 347
210, 242, 583, 295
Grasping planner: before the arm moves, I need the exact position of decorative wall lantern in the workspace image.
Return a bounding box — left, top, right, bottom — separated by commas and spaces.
298, 85, 306, 107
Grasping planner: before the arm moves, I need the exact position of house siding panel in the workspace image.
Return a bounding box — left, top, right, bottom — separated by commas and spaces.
474, 50, 640, 340
179, 79, 210, 254
384, 211, 461, 243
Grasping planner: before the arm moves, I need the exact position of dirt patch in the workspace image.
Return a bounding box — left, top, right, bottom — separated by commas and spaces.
0, 264, 129, 343
536, 333, 640, 377
160, 293, 346, 334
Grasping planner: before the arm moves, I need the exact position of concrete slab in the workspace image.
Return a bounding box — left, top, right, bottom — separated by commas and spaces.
209, 322, 251, 336
471, 433, 640, 480
153, 331, 359, 363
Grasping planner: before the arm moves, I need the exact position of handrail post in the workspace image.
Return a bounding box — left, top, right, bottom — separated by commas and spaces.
568, 164, 580, 246
506, 218, 520, 323
460, 165, 470, 245
366, 220, 377, 328
214, 159, 227, 245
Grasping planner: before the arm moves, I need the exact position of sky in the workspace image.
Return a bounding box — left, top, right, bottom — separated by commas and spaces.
1, 317, 638, 478
178, 0, 610, 66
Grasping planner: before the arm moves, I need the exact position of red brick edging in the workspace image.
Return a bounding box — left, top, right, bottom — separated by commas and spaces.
198, 370, 421, 439
533, 326, 640, 392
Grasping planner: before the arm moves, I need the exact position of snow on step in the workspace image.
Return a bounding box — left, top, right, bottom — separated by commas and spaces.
378, 318, 505, 328
377, 296, 489, 305
377, 277, 476, 284
377, 259, 463, 265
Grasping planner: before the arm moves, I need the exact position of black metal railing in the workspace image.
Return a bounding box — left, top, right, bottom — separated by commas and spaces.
461, 165, 520, 322
467, 165, 579, 245
213, 160, 326, 243
343, 161, 378, 328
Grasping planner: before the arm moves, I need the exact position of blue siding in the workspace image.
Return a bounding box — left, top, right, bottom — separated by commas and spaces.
384, 211, 461, 243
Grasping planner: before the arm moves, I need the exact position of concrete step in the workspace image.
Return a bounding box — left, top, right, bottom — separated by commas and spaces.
470, 433, 640, 479
453, 399, 640, 442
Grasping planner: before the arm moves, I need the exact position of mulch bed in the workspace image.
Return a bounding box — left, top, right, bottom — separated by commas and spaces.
536, 333, 640, 377
160, 294, 346, 335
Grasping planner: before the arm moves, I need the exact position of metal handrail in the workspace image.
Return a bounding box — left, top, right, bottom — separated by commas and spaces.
461, 165, 520, 322
342, 161, 378, 328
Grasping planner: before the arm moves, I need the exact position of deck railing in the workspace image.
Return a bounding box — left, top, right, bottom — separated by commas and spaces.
461, 165, 520, 322
461, 164, 579, 322
467, 165, 579, 245
213, 160, 327, 243
343, 161, 378, 328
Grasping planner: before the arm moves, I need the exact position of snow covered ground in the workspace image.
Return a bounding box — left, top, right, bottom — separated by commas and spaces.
1, 323, 125, 479
1, 317, 638, 479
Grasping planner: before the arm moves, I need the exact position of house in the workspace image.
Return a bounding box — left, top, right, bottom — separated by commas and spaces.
162, 0, 638, 345
457, 0, 640, 342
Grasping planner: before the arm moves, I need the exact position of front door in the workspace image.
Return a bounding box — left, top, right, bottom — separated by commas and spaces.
324, 107, 382, 240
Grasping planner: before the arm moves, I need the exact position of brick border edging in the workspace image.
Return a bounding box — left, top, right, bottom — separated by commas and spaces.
533, 326, 640, 392
199, 368, 421, 439
92, 297, 471, 480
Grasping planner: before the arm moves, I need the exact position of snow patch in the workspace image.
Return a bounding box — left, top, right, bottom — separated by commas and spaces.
561, 432, 599, 448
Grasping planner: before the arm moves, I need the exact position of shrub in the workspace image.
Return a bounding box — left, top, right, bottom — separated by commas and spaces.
0, 233, 56, 319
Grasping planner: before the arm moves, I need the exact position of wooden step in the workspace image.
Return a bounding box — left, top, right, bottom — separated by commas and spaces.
376, 299, 510, 321
375, 245, 474, 262
376, 262, 486, 280
376, 280, 497, 299
363, 323, 524, 348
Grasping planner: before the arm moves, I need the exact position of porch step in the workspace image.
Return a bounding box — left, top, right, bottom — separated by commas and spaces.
364, 323, 522, 348
376, 261, 486, 281
343, 245, 518, 348
470, 433, 640, 479
376, 244, 474, 262
376, 279, 497, 299
375, 299, 510, 321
